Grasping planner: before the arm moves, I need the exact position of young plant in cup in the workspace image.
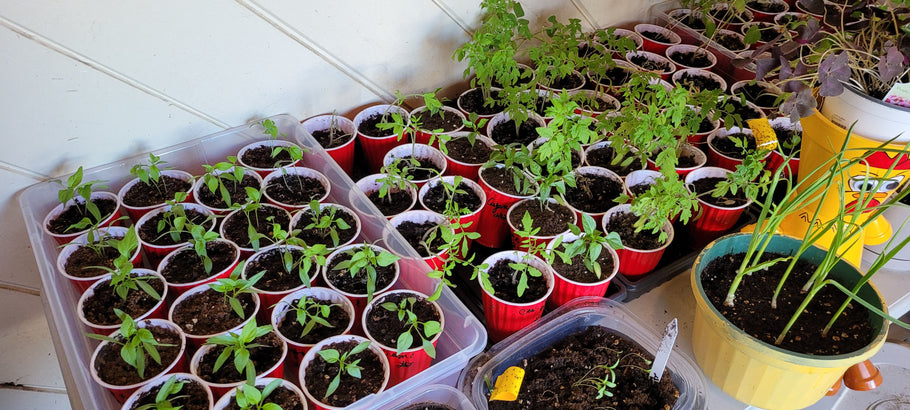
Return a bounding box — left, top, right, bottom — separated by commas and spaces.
46, 166, 119, 243
86, 309, 177, 380
126, 374, 212, 410
546, 213, 623, 307
197, 158, 261, 213
220, 187, 291, 253
328, 243, 400, 304
365, 291, 443, 386
316, 340, 372, 400
122, 153, 193, 219
290, 200, 359, 249
59, 223, 139, 289
195, 319, 285, 387
239, 118, 305, 174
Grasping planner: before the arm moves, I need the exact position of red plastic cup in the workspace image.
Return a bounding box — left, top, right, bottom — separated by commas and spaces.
237, 140, 303, 178
506, 198, 576, 254
244, 245, 320, 317
288, 202, 363, 252
77, 269, 169, 335
730, 80, 784, 115
299, 335, 390, 410
56, 226, 143, 292
43, 191, 123, 245
218, 204, 291, 259
706, 126, 771, 171
418, 176, 486, 238
89, 319, 187, 403
647, 143, 707, 178
479, 251, 555, 342
602, 204, 674, 280
672, 69, 728, 94
666, 44, 718, 71
300, 114, 357, 175
476, 165, 538, 248
549, 166, 620, 227
442, 133, 495, 181
324, 243, 400, 335
634, 23, 682, 55
685, 167, 753, 240
745, 0, 789, 22
168, 283, 261, 350
156, 239, 239, 297
354, 105, 410, 174
192, 168, 263, 215
456, 87, 504, 128
545, 232, 620, 308
261, 166, 331, 211
353, 173, 418, 220
625, 50, 677, 82
270, 287, 355, 372
382, 143, 448, 189
136, 203, 215, 268
212, 378, 303, 410
122, 373, 213, 410
387, 210, 450, 269
410, 105, 466, 146
117, 170, 195, 222
190, 331, 287, 398
362, 290, 444, 386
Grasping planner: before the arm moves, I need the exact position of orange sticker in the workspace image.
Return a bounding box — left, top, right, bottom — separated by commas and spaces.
748, 118, 779, 151
489, 366, 525, 401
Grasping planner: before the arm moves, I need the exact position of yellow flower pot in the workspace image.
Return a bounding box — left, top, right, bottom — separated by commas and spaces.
690, 233, 889, 410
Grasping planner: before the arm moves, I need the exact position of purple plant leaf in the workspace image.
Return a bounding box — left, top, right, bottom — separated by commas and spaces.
781, 88, 817, 122
795, 18, 822, 44
878, 46, 906, 85
755, 57, 779, 81
817, 53, 850, 97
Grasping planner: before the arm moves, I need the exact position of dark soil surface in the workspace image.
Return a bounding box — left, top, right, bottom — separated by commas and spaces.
422, 181, 482, 215
480, 167, 535, 197
129, 378, 210, 410
94, 324, 182, 386
358, 112, 398, 138
171, 290, 255, 336
545, 72, 584, 90
585, 146, 643, 177
628, 54, 670, 72
418, 109, 462, 133
690, 177, 750, 207
508, 200, 575, 237
400, 403, 455, 410
734, 82, 780, 108
563, 173, 623, 213
222, 384, 304, 410
629, 182, 652, 196
697, 116, 718, 133
123, 176, 192, 208
711, 132, 756, 159
397, 220, 446, 257
772, 125, 801, 156
64, 241, 121, 278
459, 88, 506, 116
221, 206, 290, 249
291, 205, 358, 247
710, 9, 751, 25
47, 198, 118, 234
82, 276, 165, 325
702, 252, 875, 354
551, 242, 615, 283
264, 175, 327, 206
365, 292, 441, 349
247, 247, 316, 291
640, 30, 673, 44
304, 340, 386, 407
676, 72, 723, 92
444, 137, 492, 164
196, 331, 283, 384
677, 13, 707, 30
325, 249, 397, 295
485, 258, 549, 303
724, 98, 763, 121
277, 297, 350, 344
241, 145, 295, 169
398, 157, 443, 181
488, 326, 679, 410
677, 152, 700, 169
138, 208, 210, 246
367, 189, 414, 217
312, 127, 354, 149
160, 241, 236, 284
716, 32, 747, 51
747, 0, 786, 13
670, 50, 712, 68
491, 118, 541, 146
745, 22, 779, 43
533, 98, 555, 118
594, 66, 633, 88
604, 211, 664, 250
196, 174, 260, 210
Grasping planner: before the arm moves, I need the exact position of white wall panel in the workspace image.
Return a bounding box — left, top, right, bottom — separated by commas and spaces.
0, 168, 42, 289
575, 0, 670, 29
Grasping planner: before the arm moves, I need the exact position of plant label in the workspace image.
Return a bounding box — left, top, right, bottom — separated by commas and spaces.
649, 318, 678, 383
490, 366, 525, 401
748, 118, 779, 151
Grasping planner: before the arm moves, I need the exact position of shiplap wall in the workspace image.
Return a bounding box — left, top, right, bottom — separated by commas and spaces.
0, 0, 667, 290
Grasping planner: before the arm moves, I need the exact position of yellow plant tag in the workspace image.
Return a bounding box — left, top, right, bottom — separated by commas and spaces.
489, 366, 525, 401
747, 118, 779, 151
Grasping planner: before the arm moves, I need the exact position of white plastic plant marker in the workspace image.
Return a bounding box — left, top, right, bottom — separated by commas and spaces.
649, 318, 678, 383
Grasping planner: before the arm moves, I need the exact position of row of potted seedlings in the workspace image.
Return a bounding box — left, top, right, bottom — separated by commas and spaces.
41, 119, 461, 409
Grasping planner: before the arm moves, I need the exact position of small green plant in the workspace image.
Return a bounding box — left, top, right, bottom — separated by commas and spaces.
270, 222, 328, 286
299, 200, 352, 248
129, 153, 170, 193
287, 296, 340, 338
86, 309, 174, 379
208, 261, 264, 319
484, 143, 537, 196
258, 118, 304, 168
572, 350, 653, 400
547, 213, 624, 279
479, 212, 546, 298
94, 226, 162, 302
205, 319, 273, 385
331, 244, 400, 303
201, 157, 247, 208
380, 296, 443, 358
623, 176, 699, 243
151, 192, 195, 244
316, 340, 372, 399
133, 375, 188, 410
186, 222, 220, 274
55, 166, 109, 232
377, 159, 416, 203
228, 186, 275, 251
233, 379, 284, 410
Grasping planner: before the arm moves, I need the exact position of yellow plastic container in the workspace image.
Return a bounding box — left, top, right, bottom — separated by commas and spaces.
690, 233, 889, 410
778, 110, 910, 266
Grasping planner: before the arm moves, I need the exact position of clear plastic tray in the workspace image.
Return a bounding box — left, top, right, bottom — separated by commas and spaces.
458, 297, 707, 410
19, 114, 486, 409
372, 384, 477, 410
